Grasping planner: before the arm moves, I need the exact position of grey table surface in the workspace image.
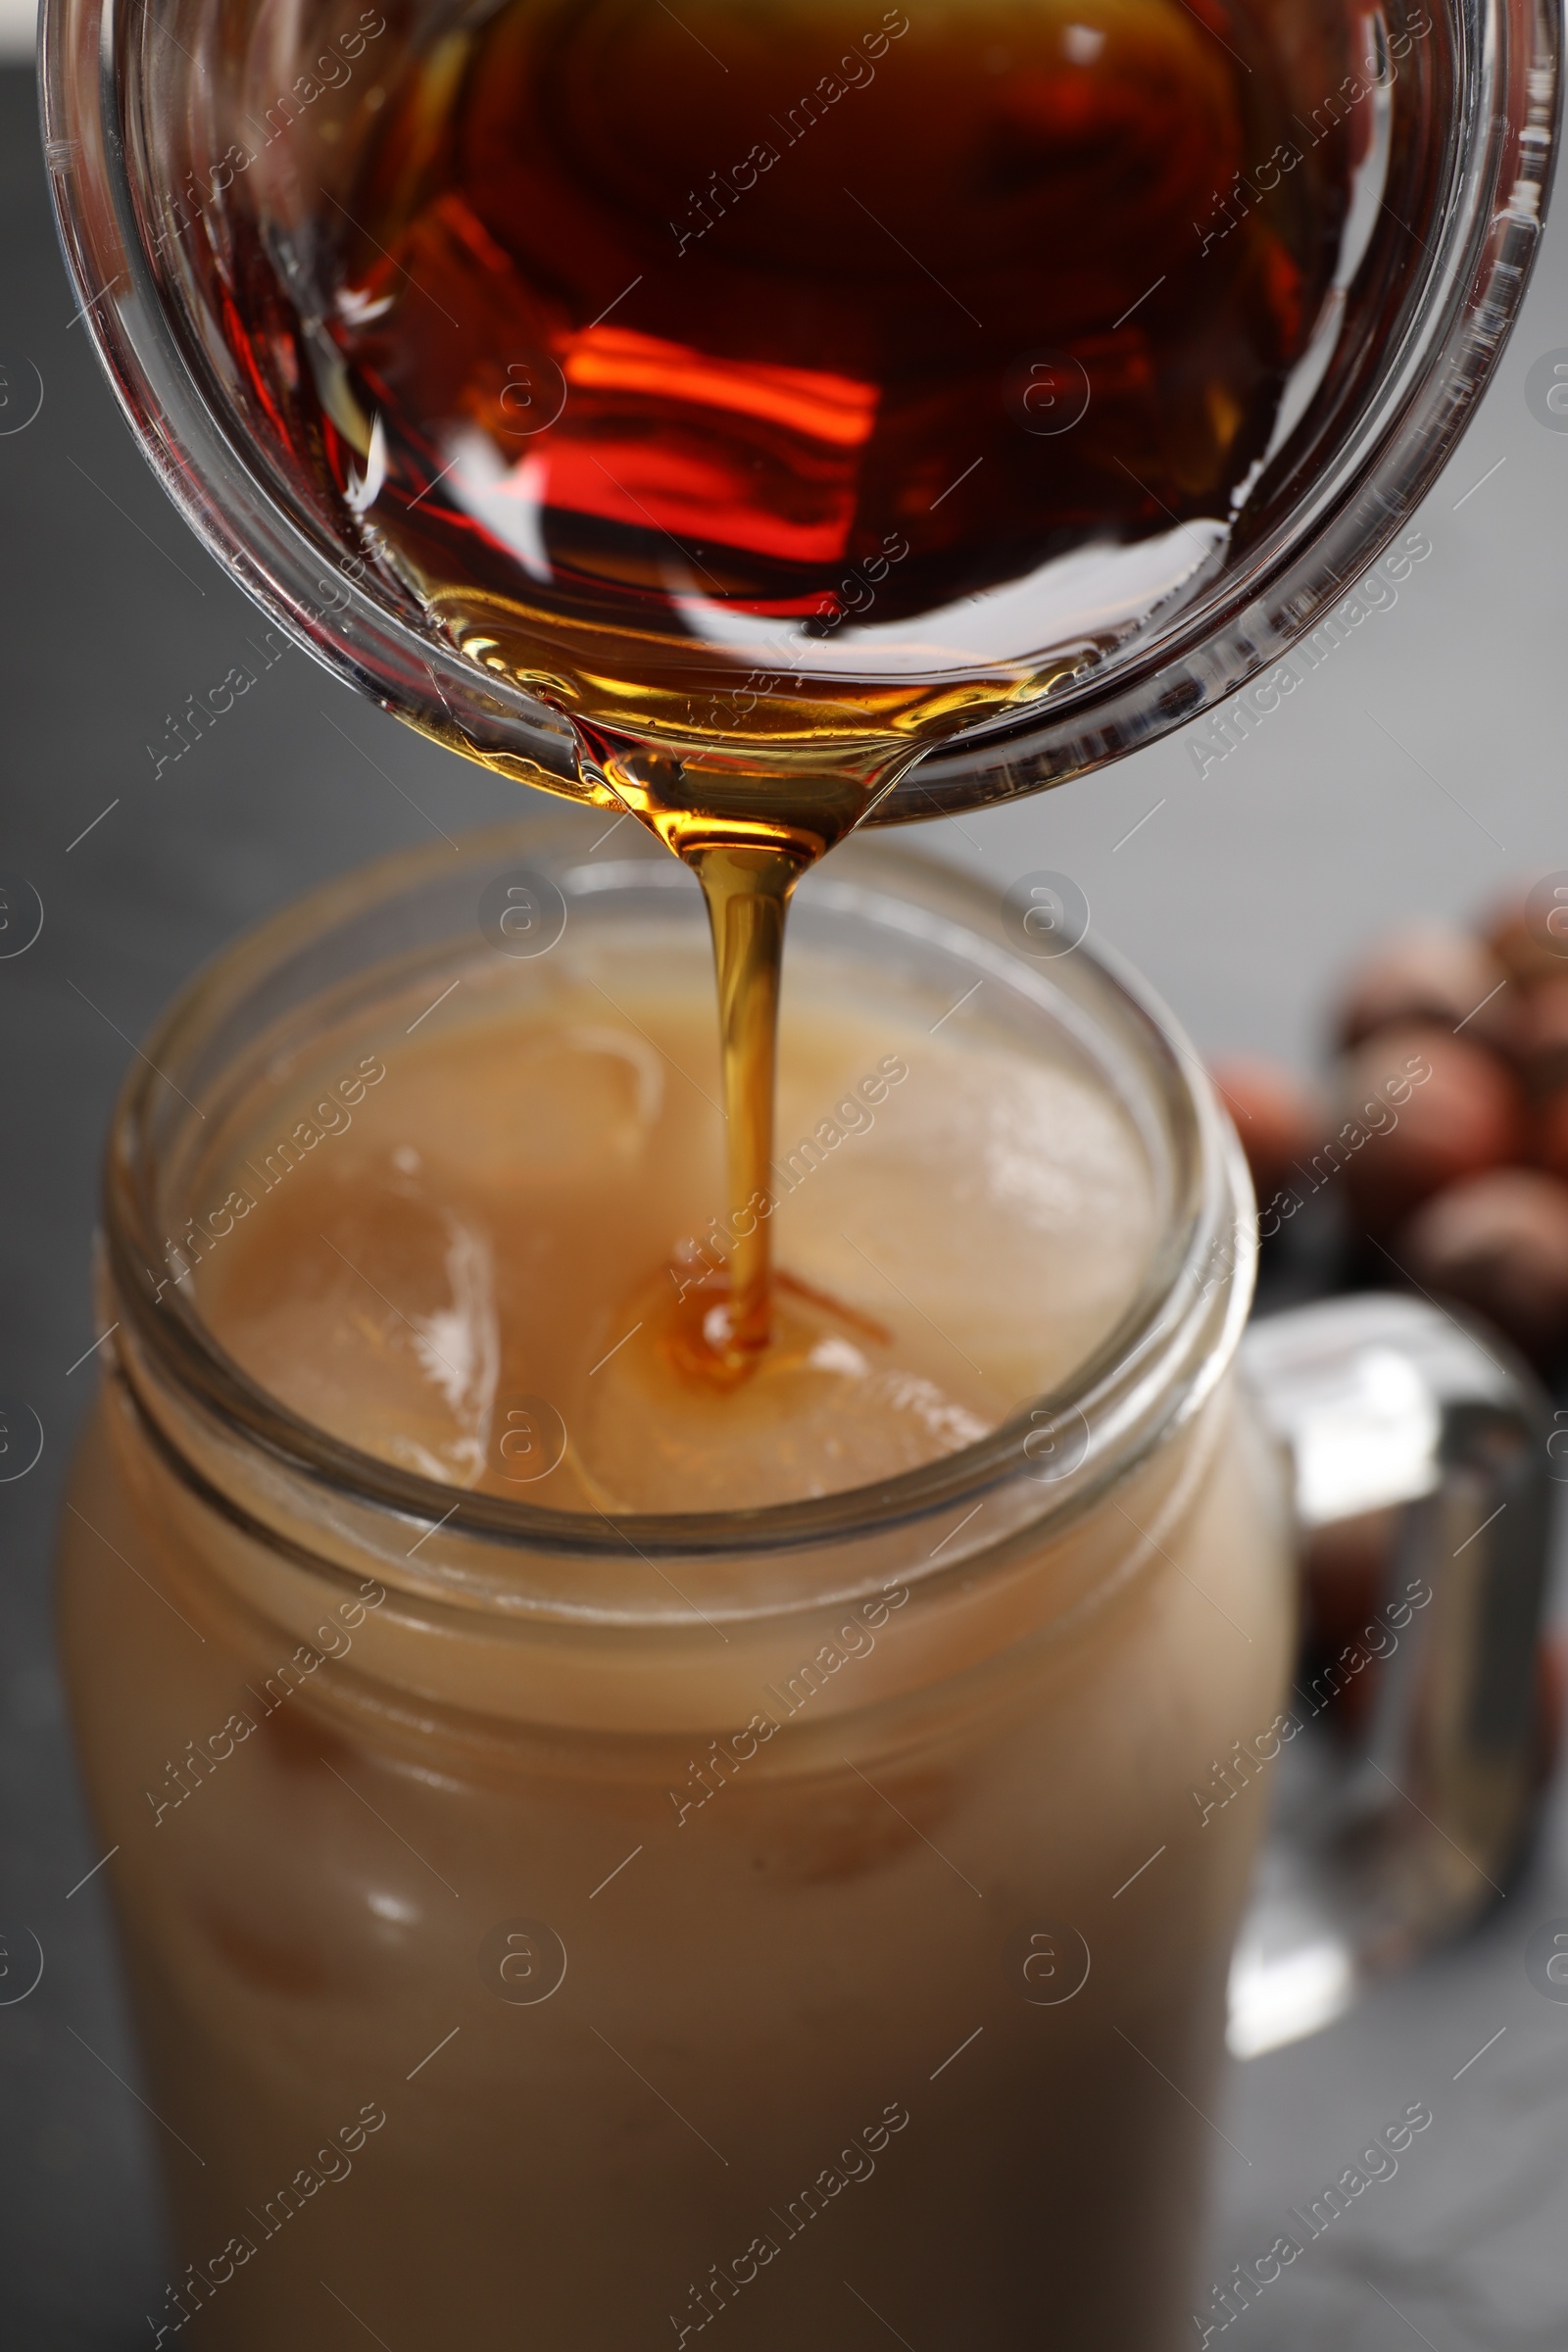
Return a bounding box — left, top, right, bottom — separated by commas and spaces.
6, 60, 1568, 2349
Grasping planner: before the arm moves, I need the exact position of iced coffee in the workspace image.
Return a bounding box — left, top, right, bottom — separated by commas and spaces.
59, 828, 1292, 2348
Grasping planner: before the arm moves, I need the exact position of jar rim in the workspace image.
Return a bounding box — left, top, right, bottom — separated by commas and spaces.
100, 816, 1254, 1589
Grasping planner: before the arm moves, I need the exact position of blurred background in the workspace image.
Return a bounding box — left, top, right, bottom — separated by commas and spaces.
6, 1, 1568, 2340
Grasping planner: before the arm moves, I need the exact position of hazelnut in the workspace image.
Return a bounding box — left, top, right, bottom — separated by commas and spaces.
1532, 1087, 1568, 1181
1209, 1056, 1323, 1202
1515, 977, 1568, 1099
1396, 1167, 1568, 1365
1485, 884, 1568, 989
1335, 924, 1513, 1055
1334, 1025, 1525, 1228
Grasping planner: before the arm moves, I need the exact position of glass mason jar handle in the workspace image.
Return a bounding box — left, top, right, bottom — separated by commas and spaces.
1229, 1295, 1555, 2058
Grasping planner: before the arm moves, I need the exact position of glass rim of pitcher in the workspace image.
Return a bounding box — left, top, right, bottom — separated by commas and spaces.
40, 0, 1560, 822
97, 815, 1254, 1582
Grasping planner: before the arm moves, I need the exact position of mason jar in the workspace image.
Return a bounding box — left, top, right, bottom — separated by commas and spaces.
60, 818, 1297, 2350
